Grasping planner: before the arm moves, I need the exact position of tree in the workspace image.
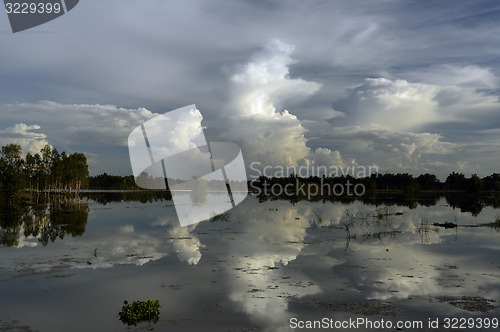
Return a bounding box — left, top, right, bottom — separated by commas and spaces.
40, 144, 53, 190
65, 152, 89, 192
50, 148, 62, 190
465, 174, 483, 193
24, 152, 36, 191
0, 144, 24, 199
445, 172, 466, 190
33, 153, 43, 191
482, 173, 500, 191
417, 173, 440, 190
0, 144, 89, 195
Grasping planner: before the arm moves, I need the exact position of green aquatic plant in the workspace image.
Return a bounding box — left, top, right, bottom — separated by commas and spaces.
118, 299, 160, 326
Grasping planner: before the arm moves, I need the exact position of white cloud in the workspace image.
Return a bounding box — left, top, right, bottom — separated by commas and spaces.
323, 73, 500, 177
310, 148, 346, 168
229, 39, 322, 117
6, 226, 170, 270
226, 200, 321, 331
0, 101, 157, 147
219, 39, 351, 174
0, 123, 49, 155
336, 78, 441, 131
0, 101, 158, 174
168, 224, 203, 265
320, 126, 461, 176
335, 75, 500, 131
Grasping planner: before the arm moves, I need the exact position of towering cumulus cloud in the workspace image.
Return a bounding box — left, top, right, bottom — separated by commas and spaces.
0, 123, 49, 155
223, 39, 343, 175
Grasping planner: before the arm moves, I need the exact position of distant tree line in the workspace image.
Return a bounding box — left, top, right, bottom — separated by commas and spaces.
88, 173, 139, 190
370, 172, 499, 193
3, 142, 499, 199
56, 169, 500, 194
251, 171, 500, 196
0, 143, 89, 199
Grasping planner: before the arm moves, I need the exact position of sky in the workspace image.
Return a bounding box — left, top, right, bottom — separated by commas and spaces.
1, 0, 500, 179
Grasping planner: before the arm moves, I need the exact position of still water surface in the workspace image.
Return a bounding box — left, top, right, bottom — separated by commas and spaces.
0, 193, 499, 331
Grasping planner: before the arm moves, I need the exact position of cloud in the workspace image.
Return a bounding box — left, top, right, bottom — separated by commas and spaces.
229, 39, 322, 117
225, 200, 321, 331
5, 51, 498, 179
405, 65, 498, 89
1, 0, 500, 179
0, 101, 156, 146
0, 123, 49, 155
310, 147, 346, 168
220, 40, 317, 168
334, 75, 500, 132
333, 78, 440, 132
216, 39, 350, 175
0, 101, 158, 174
7, 223, 170, 270
328, 202, 500, 302
168, 224, 203, 265
317, 126, 464, 176
322, 72, 500, 177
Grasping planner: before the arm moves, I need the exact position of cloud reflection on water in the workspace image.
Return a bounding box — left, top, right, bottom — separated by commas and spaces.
1, 195, 499, 331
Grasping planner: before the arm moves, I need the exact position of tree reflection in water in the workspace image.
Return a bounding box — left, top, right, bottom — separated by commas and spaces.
0, 195, 89, 247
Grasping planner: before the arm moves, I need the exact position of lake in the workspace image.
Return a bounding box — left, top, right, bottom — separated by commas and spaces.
0, 193, 499, 331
